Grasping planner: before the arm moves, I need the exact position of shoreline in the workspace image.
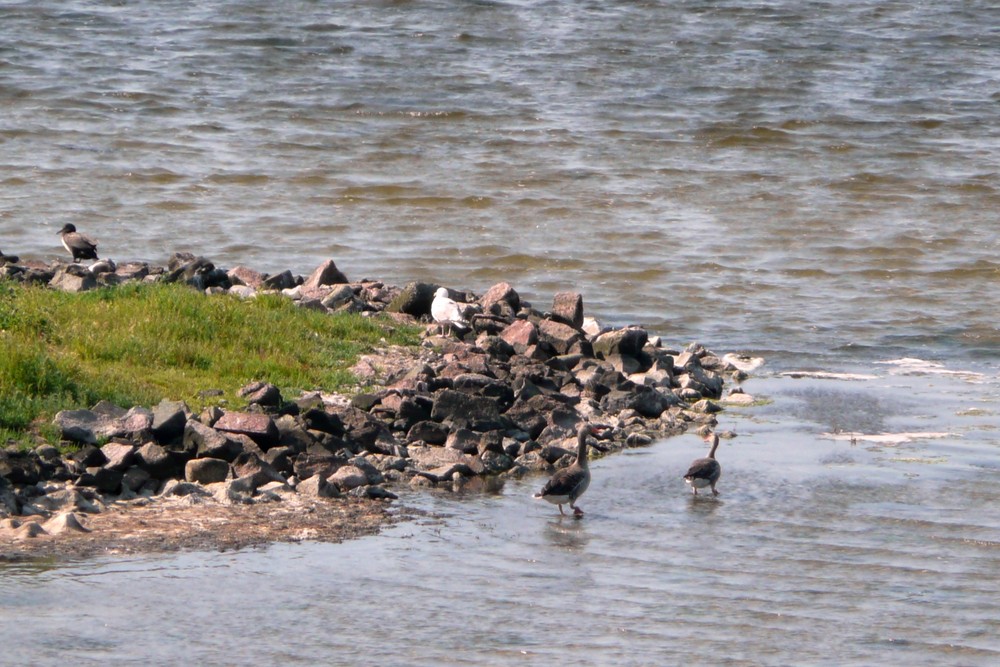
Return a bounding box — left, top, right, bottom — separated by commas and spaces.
1, 252, 756, 562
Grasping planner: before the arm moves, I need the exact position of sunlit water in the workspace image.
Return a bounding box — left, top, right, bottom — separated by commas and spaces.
2, 362, 999, 666
2, 1, 1000, 664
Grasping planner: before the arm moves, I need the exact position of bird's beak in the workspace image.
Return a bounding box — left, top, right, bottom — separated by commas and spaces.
590, 442, 609, 453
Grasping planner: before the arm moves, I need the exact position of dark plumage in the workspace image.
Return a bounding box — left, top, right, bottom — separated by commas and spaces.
0, 249, 19, 265
684, 431, 722, 496
534, 423, 608, 516
57, 223, 99, 263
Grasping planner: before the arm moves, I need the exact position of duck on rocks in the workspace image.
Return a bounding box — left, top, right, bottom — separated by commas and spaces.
57, 224, 99, 263
534, 422, 609, 517
431, 287, 471, 336
684, 430, 722, 496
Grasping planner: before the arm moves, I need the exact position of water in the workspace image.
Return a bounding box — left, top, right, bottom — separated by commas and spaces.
2, 1, 999, 664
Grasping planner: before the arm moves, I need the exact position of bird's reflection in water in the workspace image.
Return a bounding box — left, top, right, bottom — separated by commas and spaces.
543, 516, 591, 550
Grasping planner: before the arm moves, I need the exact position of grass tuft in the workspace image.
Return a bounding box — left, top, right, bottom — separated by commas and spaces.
0, 281, 420, 446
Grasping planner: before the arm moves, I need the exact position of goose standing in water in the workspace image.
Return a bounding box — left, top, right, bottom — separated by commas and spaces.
57, 224, 99, 263
431, 287, 470, 336
684, 431, 722, 496
535, 423, 608, 517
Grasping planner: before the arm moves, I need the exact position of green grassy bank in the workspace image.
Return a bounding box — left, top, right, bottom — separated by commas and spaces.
0, 281, 421, 447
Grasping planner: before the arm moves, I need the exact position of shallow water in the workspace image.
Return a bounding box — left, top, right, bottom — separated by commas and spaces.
2, 361, 998, 666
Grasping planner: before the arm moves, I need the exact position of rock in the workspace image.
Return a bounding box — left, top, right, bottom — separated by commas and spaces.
185, 458, 230, 484
49, 265, 97, 292
480, 450, 515, 474
407, 420, 449, 445
70, 444, 108, 468
430, 389, 503, 431
100, 442, 136, 471
15, 521, 46, 538
300, 408, 346, 437
445, 428, 481, 454
159, 480, 212, 498
238, 381, 282, 408
228, 265, 267, 288
551, 292, 584, 328
302, 259, 349, 292
261, 269, 296, 291
349, 485, 398, 500
296, 474, 340, 498
231, 452, 286, 488
83, 467, 124, 494
135, 442, 178, 479
385, 281, 438, 317
690, 399, 724, 414
592, 327, 649, 358
320, 284, 357, 310
53, 410, 102, 445
121, 466, 152, 493
328, 465, 368, 491
480, 282, 521, 315
43, 512, 90, 535
537, 319, 583, 356
152, 399, 189, 443
213, 411, 280, 450
183, 419, 245, 461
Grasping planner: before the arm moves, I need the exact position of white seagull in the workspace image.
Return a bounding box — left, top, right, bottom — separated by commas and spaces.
431, 287, 471, 336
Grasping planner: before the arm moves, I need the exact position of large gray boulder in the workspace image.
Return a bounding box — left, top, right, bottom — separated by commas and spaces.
185, 458, 230, 485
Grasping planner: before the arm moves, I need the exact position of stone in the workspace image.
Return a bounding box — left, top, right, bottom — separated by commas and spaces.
15, 521, 46, 538
43, 512, 90, 535
302, 259, 349, 292
430, 389, 503, 430
185, 457, 230, 484
121, 466, 151, 493
445, 428, 481, 454
296, 474, 340, 498
152, 399, 189, 443
407, 420, 449, 445
49, 265, 97, 292
100, 442, 136, 471
135, 442, 177, 479
320, 284, 356, 310
327, 465, 368, 491
238, 381, 282, 408
385, 281, 438, 317
228, 265, 267, 288
261, 269, 296, 291
551, 292, 584, 328
537, 319, 583, 356
480, 282, 521, 314
213, 411, 280, 449
70, 444, 108, 468
592, 327, 649, 358
183, 419, 245, 461
231, 452, 286, 488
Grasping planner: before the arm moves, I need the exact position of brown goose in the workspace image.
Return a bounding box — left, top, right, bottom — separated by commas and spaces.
534, 423, 608, 516
684, 431, 722, 496
57, 224, 99, 263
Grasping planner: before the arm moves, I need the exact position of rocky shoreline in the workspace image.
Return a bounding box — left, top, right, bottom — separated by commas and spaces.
1, 253, 758, 561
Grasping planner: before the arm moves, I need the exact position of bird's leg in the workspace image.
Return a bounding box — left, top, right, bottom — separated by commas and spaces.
557, 504, 565, 516
571, 504, 584, 517
711, 485, 719, 497
691, 486, 698, 496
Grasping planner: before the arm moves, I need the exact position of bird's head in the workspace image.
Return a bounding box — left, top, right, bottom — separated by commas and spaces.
57, 223, 77, 235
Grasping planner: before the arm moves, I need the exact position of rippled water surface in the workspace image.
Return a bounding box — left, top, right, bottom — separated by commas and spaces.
2, 2, 1000, 664
2, 0, 999, 360
2, 363, 999, 666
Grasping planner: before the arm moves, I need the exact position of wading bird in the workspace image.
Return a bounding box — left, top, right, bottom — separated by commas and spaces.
535, 423, 609, 517
57, 224, 99, 263
684, 430, 722, 496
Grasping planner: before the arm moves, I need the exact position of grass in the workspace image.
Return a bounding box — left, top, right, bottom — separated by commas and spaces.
0, 281, 421, 447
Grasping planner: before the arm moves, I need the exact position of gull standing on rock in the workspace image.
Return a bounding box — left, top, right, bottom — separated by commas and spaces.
534, 423, 609, 517
57, 224, 99, 263
684, 430, 722, 496
431, 287, 471, 336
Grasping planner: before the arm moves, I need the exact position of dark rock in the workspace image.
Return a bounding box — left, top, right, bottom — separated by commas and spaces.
293, 452, 347, 481
238, 381, 282, 408
152, 399, 189, 443
407, 420, 449, 445
232, 452, 286, 489
600, 385, 674, 418
430, 389, 503, 431
351, 393, 381, 412
183, 419, 244, 461
537, 319, 583, 356
261, 270, 296, 290
296, 474, 340, 498
69, 445, 108, 468
329, 405, 394, 453
301, 408, 346, 437
135, 442, 177, 479
593, 327, 649, 358
121, 466, 151, 493
385, 281, 438, 317
263, 446, 295, 476
445, 428, 481, 454
88, 466, 124, 493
